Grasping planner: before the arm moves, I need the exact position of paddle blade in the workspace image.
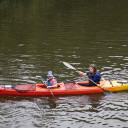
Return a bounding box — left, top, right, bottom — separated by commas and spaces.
63, 62, 76, 70
36, 76, 43, 81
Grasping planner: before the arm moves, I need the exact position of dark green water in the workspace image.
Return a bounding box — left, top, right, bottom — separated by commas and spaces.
0, 0, 128, 128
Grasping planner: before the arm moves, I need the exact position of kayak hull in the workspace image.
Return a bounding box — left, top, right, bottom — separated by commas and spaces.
0, 80, 127, 96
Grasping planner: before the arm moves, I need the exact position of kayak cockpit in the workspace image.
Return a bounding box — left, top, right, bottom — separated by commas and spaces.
36, 83, 61, 89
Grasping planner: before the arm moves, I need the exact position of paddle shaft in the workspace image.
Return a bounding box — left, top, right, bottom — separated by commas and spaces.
40, 80, 57, 100
87, 77, 111, 93
47, 87, 57, 100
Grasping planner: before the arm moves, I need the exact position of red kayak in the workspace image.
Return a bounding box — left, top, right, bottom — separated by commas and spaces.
0, 80, 127, 96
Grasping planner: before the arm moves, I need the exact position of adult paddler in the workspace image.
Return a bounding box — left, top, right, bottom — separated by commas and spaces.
78, 64, 105, 87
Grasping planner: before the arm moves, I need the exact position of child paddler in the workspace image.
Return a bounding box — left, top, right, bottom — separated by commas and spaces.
46, 71, 57, 88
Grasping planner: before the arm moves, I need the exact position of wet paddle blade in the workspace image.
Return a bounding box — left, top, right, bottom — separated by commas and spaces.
63, 62, 76, 70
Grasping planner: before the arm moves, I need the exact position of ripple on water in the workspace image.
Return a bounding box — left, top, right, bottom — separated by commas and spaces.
0, 92, 127, 128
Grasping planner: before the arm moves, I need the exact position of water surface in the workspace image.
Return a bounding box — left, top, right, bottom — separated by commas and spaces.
0, 0, 128, 128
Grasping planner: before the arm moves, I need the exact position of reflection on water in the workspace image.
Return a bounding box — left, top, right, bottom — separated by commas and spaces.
0, 93, 127, 127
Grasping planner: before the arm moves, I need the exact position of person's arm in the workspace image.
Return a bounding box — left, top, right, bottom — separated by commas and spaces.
47, 84, 57, 88
51, 84, 57, 87
78, 71, 87, 76
98, 77, 105, 87
47, 79, 57, 88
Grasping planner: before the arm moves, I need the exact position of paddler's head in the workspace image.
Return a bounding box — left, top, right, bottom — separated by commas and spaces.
47, 71, 53, 79
89, 64, 97, 74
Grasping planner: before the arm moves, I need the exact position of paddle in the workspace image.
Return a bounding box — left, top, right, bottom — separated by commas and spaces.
36, 76, 57, 100
63, 62, 111, 93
